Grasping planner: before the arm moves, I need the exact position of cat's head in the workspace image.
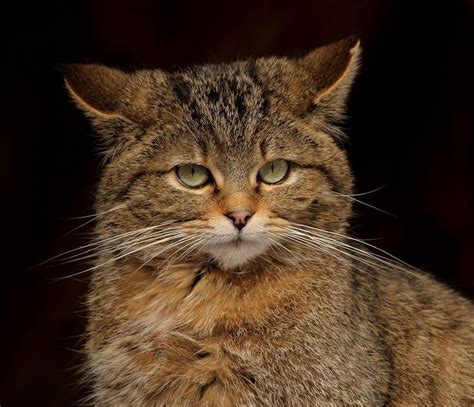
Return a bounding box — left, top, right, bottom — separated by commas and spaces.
64, 36, 360, 270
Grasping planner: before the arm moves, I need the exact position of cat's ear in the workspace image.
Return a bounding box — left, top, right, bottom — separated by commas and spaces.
63, 64, 161, 161
63, 64, 153, 125
257, 36, 360, 127
297, 36, 361, 119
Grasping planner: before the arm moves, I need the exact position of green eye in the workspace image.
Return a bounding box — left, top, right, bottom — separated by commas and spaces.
258, 159, 290, 184
176, 164, 211, 188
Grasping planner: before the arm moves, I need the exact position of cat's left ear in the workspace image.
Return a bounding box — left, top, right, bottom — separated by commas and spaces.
298, 36, 361, 119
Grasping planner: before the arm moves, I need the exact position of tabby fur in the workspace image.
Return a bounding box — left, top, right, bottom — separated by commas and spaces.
64, 37, 474, 406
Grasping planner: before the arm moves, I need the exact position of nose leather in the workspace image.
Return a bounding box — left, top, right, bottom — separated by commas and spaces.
225, 209, 253, 231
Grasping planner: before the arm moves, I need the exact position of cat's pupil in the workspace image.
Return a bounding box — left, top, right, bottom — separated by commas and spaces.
258, 159, 289, 184
176, 164, 210, 188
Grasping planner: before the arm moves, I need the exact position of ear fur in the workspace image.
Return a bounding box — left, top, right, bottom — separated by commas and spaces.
63, 64, 131, 119
63, 64, 161, 162
255, 36, 361, 133
63, 64, 158, 126
298, 36, 361, 118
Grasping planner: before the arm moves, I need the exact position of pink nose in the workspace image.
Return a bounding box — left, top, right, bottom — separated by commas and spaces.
225, 209, 253, 231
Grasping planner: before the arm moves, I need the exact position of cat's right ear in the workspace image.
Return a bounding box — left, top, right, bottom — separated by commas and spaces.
64, 64, 129, 118
63, 64, 152, 125
63, 64, 159, 161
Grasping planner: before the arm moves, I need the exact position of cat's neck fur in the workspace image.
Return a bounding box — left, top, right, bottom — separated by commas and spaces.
89, 254, 349, 338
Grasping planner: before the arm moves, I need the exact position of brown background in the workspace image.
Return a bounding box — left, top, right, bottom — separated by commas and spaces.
3, 0, 474, 405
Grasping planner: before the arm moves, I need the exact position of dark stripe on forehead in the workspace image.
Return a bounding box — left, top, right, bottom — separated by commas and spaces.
246, 59, 261, 85
259, 138, 268, 157
189, 99, 204, 126
260, 92, 270, 117
227, 78, 239, 95
172, 77, 192, 106
207, 87, 220, 104
234, 92, 246, 119
205, 78, 247, 120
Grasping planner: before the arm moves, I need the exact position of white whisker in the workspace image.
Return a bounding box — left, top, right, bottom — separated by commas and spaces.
338, 185, 386, 197
54, 232, 186, 280
57, 229, 183, 265
60, 204, 127, 237
333, 192, 395, 217
289, 223, 417, 271
275, 222, 421, 280
37, 221, 179, 267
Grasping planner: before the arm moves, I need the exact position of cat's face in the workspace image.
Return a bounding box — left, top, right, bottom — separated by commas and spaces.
65, 37, 359, 270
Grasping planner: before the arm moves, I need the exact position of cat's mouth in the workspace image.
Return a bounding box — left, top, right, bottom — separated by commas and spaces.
202, 233, 269, 269
213, 235, 247, 248
230, 235, 244, 245
214, 231, 261, 245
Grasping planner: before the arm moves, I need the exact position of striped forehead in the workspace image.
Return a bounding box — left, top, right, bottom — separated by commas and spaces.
170, 62, 269, 149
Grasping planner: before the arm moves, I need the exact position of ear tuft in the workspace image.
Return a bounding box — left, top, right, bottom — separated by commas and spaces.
63, 64, 130, 118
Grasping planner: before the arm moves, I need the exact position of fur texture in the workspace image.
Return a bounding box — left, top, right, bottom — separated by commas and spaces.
64, 37, 474, 406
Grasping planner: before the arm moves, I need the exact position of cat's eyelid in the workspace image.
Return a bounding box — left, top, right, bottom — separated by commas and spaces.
167, 173, 215, 194
258, 158, 293, 170
173, 162, 226, 192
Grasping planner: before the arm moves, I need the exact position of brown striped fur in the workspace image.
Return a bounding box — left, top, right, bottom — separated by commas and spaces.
64, 37, 474, 406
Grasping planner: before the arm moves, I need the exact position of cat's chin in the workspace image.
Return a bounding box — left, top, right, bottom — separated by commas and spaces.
203, 236, 269, 270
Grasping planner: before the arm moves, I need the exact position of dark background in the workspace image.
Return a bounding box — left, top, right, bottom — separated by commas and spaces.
3, 0, 474, 405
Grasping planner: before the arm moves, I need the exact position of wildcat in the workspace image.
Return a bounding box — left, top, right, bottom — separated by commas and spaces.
64, 37, 474, 406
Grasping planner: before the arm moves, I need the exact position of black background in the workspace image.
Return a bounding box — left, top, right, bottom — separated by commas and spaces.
3, 0, 474, 405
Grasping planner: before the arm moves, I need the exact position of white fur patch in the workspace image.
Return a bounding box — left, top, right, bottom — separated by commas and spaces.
200, 215, 271, 269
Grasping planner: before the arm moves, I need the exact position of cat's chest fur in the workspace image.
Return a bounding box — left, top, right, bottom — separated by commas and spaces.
87, 260, 390, 405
